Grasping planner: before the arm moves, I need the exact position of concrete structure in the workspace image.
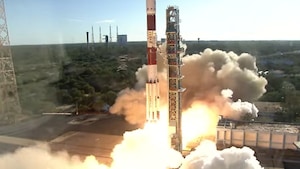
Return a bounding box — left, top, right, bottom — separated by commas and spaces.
254, 102, 283, 122
216, 127, 300, 150
117, 35, 127, 46
145, 0, 160, 122
166, 6, 185, 153
0, 0, 21, 123
254, 102, 282, 113
86, 32, 89, 48
104, 35, 109, 48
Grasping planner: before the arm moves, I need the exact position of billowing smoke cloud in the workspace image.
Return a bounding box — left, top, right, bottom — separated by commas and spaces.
109, 88, 146, 125
0, 144, 109, 169
180, 140, 263, 169
110, 124, 183, 169
0, 132, 263, 169
0, 128, 182, 169
110, 44, 267, 124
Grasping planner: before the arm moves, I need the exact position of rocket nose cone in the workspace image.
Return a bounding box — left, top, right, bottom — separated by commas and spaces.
146, 0, 156, 13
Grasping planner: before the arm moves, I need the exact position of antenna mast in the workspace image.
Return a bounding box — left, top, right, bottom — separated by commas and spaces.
91, 26, 95, 44
0, 0, 22, 123
116, 26, 118, 42
109, 25, 112, 42
99, 26, 102, 43
91, 26, 95, 51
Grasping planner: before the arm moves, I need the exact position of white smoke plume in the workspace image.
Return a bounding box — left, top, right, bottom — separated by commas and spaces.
0, 144, 109, 169
110, 124, 183, 169
109, 88, 146, 125
231, 99, 259, 118
0, 134, 264, 169
110, 44, 267, 124
0, 130, 264, 169
180, 140, 263, 169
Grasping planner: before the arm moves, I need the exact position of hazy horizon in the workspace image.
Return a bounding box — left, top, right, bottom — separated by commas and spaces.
6, 0, 300, 45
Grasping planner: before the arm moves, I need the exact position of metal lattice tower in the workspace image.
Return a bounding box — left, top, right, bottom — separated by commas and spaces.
166, 6, 185, 152
0, 0, 21, 122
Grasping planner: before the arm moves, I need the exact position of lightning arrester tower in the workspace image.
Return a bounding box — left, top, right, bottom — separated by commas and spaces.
99, 27, 102, 43
166, 6, 185, 152
91, 26, 95, 44
109, 25, 112, 43
0, 0, 22, 122
91, 26, 95, 51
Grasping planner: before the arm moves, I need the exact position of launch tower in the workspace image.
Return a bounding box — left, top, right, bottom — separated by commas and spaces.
166, 6, 185, 152
146, 0, 160, 122
0, 0, 22, 123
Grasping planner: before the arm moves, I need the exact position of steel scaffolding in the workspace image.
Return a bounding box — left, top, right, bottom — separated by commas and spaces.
0, 0, 21, 123
166, 6, 185, 152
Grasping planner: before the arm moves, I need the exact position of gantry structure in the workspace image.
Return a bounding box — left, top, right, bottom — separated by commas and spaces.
166, 6, 185, 152
0, 0, 21, 123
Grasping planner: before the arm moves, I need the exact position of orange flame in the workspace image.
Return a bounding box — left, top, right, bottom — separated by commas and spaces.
79, 102, 219, 169
182, 102, 219, 149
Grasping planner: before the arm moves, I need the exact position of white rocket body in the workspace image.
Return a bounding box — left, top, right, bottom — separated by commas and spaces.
146, 0, 160, 122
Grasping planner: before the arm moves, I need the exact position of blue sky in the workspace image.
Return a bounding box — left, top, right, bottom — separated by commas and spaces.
5, 0, 300, 45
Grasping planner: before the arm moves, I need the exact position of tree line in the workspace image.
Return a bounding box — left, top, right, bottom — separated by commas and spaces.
52, 44, 141, 113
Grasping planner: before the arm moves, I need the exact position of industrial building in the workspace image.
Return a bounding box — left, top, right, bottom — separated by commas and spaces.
117, 35, 127, 46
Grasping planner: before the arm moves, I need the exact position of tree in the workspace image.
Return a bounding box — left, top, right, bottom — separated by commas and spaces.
102, 91, 117, 106
279, 81, 300, 122
259, 91, 284, 102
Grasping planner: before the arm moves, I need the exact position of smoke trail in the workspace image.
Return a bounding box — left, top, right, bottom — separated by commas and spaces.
180, 140, 263, 169
110, 44, 267, 124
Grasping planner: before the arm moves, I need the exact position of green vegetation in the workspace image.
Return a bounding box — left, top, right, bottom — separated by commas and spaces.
11, 43, 144, 114
52, 44, 138, 112
11, 41, 300, 122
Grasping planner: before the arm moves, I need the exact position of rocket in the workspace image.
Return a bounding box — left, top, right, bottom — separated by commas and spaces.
146, 0, 160, 122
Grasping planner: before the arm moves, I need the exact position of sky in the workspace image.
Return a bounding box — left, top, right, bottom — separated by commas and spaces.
5, 0, 300, 45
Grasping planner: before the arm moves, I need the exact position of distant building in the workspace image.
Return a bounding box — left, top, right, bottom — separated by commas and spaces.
254, 102, 282, 113
254, 102, 282, 121
117, 34, 127, 46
